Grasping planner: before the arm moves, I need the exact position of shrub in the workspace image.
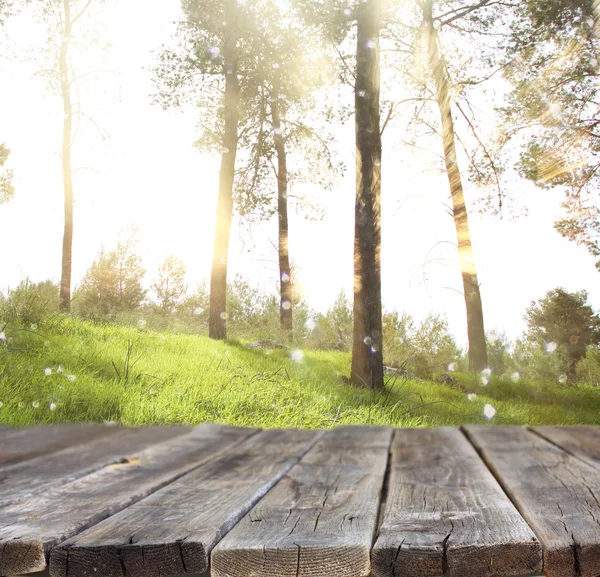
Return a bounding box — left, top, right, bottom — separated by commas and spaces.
0, 279, 59, 326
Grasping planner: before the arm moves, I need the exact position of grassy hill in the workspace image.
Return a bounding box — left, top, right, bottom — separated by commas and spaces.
0, 316, 598, 428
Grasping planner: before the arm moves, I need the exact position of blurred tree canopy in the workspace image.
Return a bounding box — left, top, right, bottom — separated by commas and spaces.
0, 143, 14, 204
502, 0, 600, 268
75, 235, 146, 317
525, 287, 600, 383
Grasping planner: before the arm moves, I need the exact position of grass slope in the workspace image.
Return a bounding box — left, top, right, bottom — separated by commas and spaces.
0, 317, 598, 428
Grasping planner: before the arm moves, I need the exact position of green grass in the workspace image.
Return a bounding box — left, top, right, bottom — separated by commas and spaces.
0, 316, 598, 428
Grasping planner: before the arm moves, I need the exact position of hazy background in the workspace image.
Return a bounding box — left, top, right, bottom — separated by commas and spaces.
1, 0, 598, 350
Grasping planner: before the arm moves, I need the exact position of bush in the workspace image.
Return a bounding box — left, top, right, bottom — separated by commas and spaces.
486, 330, 513, 376
0, 279, 60, 327
576, 346, 600, 386
383, 311, 464, 377
512, 338, 565, 383
311, 290, 353, 351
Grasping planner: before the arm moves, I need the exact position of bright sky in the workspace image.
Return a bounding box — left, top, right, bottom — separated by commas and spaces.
1, 0, 599, 350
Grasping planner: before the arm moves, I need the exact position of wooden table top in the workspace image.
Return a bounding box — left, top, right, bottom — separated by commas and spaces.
0, 424, 598, 577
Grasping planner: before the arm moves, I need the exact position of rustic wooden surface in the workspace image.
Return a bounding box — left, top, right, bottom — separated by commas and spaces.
464, 425, 600, 577
0, 424, 598, 577
0, 425, 188, 507
0, 424, 253, 575
532, 425, 600, 470
0, 424, 119, 466
211, 425, 392, 577
50, 429, 320, 577
372, 427, 542, 577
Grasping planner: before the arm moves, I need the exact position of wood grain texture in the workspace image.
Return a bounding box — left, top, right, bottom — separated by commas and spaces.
211, 425, 392, 577
49, 429, 320, 577
0, 424, 255, 575
532, 426, 600, 471
0, 425, 189, 507
0, 425, 121, 466
464, 425, 600, 577
371, 427, 541, 577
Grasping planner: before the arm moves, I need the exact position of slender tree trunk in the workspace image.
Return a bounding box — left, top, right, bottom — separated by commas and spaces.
351, 0, 384, 390
271, 76, 293, 338
59, 0, 73, 312
566, 349, 583, 385
209, 0, 239, 340
422, 0, 488, 372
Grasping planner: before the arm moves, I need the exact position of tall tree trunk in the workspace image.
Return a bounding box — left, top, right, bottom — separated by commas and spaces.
422, 0, 488, 372
59, 0, 73, 313
271, 76, 293, 338
351, 0, 384, 390
209, 0, 239, 340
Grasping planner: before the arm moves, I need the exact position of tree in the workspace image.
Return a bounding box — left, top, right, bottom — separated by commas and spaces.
76, 235, 146, 317
415, 0, 488, 371
313, 289, 353, 351
350, 0, 384, 390
76, 248, 119, 316
156, 0, 340, 340
382, 310, 463, 376
235, 3, 342, 339
0, 0, 14, 24
485, 330, 512, 376
57, 0, 76, 312
501, 0, 600, 268
155, 0, 268, 340
0, 143, 14, 204
9, 0, 111, 312
525, 288, 600, 383
152, 254, 187, 315
0, 279, 59, 326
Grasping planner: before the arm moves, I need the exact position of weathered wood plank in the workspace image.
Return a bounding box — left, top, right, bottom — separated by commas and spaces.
211, 425, 393, 577
532, 426, 600, 471
464, 425, 600, 577
0, 424, 256, 575
371, 427, 541, 577
0, 425, 122, 466
0, 425, 189, 507
49, 428, 320, 577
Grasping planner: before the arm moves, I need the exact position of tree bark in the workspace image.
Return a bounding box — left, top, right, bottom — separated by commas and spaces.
59, 0, 73, 313
350, 0, 384, 390
422, 0, 488, 372
271, 76, 293, 337
209, 0, 240, 340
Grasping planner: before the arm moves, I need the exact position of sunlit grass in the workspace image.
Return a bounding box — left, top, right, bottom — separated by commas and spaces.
0, 316, 598, 428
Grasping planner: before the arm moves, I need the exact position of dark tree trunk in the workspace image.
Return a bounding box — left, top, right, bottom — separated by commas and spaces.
59, 0, 73, 313
271, 76, 293, 337
566, 347, 584, 385
423, 0, 488, 372
350, 0, 384, 390
209, 1, 239, 340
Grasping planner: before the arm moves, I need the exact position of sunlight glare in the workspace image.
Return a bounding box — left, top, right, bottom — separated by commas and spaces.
291, 349, 304, 362
483, 404, 496, 419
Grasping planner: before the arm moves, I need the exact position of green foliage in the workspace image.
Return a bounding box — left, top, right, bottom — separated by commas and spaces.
151, 254, 187, 316
511, 338, 566, 382
501, 0, 600, 263
312, 290, 353, 351
0, 316, 598, 428
75, 235, 146, 318
0, 0, 14, 25
0, 143, 15, 204
382, 311, 463, 377
576, 345, 600, 386
525, 288, 600, 382
485, 330, 513, 376
0, 279, 59, 326
154, 0, 342, 224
